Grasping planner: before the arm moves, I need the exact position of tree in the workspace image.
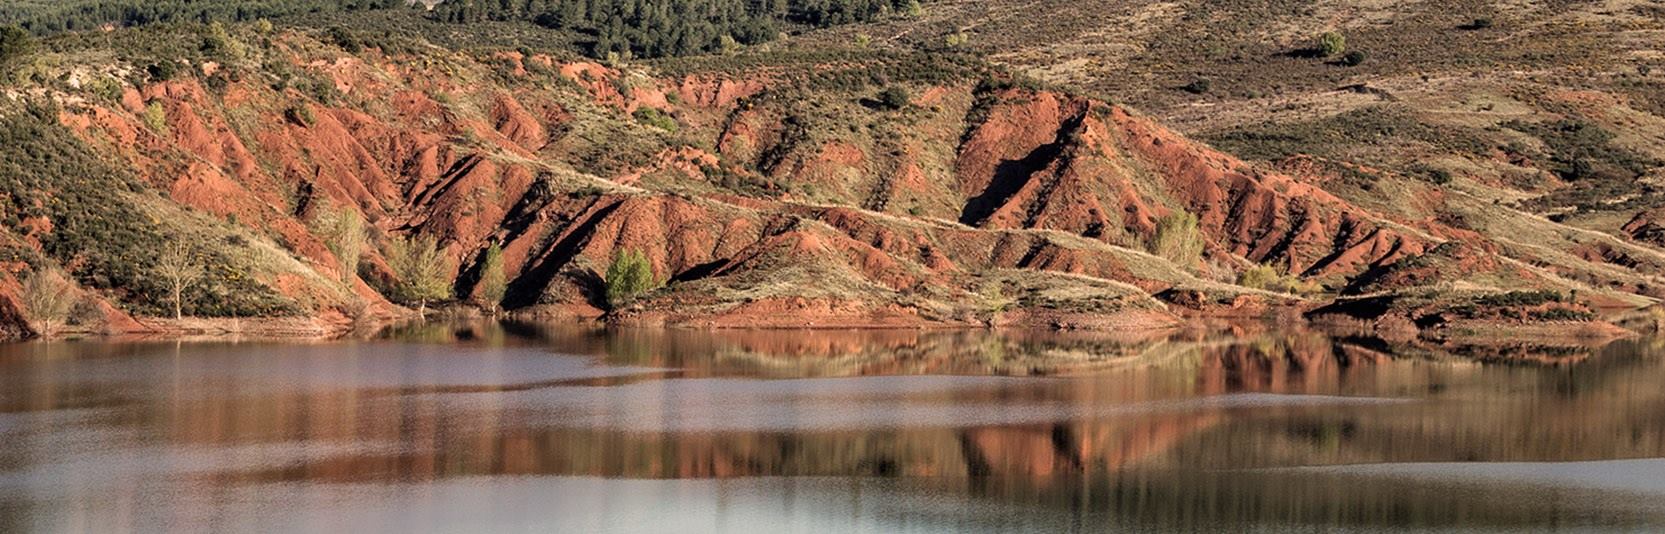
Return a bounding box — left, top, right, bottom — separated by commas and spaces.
20, 268, 75, 337
1316, 31, 1346, 57
604, 249, 658, 308
155, 240, 205, 320
478, 242, 507, 314
1150, 212, 1204, 268
385, 233, 451, 316
0, 25, 34, 77
877, 86, 911, 110
313, 204, 367, 285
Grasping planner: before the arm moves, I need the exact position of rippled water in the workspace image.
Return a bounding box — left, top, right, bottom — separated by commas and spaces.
3, 322, 1665, 532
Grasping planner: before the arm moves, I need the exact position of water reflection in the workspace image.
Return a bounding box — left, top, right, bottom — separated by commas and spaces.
2, 323, 1664, 532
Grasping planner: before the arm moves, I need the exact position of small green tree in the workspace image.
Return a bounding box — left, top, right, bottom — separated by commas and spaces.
903, 0, 924, 17
478, 242, 508, 314
1151, 212, 1204, 268
21, 268, 75, 337
143, 101, 169, 133
878, 86, 911, 110
385, 234, 452, 316
0, 25, 34, 76
313, 204, 368, 285
605, 249, 658, 308
201, 22, 248, 63
1316, 31, 1346, 57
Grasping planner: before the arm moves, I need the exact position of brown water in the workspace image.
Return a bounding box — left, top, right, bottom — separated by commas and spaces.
3, 322, 1665, 532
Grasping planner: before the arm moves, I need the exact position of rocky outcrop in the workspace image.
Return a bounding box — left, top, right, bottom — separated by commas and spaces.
25, 30, 1639, 334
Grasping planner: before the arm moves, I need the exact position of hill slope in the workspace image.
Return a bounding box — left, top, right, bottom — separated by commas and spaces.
0, 10, 1658, 339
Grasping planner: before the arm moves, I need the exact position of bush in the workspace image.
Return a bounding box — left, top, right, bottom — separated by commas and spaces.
1463, 18, 1493, 30
632, 107, 678, 132
1316, 31, 1346, 57
21, 268, 75, 336
146, 60, 179, 81
142, 101, 168, 133
200, 22, 247, 62
1150, 212, 1204, 268
605, 249, 659, 307
0, 24, 34, 75
1237, 264, 1321, 295
1477, 290, 1565, 307
1182, 78, 1211, 94
877, 85, 911, 110
285, 105, 315, 127
1340, 50, 1367, 66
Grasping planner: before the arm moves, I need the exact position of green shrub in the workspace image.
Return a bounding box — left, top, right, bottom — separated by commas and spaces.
200, 22, 247, 63
1340, 50, 1367, 66
1150, 211, 1204, 268
0, 24, 34, 76
142, 101, 168, 133
1182, 78, 1211, 94
1237, 264, 1279, 290
1531, 308, 1595, 321
285, 105, 315, 127
1478, 290, 1565, 307
1237, 264, 1323, 295
1316, 31, 1346, 57
605, 249, 659, 307
632, 107, 678, 132
877, 85, 911, 110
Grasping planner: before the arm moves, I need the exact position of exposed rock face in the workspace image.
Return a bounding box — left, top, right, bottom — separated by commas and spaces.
27, 34, 1634, 332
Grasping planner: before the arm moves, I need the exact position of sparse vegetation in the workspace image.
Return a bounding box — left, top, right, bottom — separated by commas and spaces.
1150, 212, 1204, 268
1339, 50, 1366, 67
605, 249, 659, 308
1182, 78, 1211, 94
0, 103, 292, 318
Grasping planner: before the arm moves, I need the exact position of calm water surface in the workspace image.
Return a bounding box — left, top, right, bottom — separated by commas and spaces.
3, 322, 1665, 532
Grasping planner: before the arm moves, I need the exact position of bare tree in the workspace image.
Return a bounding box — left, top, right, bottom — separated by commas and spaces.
20, 268, 75, 337
155, 240, 205, 320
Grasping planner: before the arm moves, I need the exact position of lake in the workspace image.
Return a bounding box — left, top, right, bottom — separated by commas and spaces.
3, 321, 1664, 532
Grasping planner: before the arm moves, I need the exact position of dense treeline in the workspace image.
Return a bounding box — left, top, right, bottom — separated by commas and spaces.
429, 0, 921, 58
0, 0, 403, 34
